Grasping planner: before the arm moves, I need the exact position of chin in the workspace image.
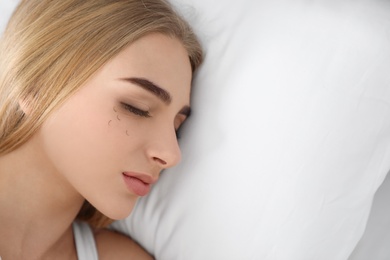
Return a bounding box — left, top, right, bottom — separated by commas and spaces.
103, 199, 138, 220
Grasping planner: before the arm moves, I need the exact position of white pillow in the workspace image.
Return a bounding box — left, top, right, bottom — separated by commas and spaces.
112, 0, 390, 259
0, 0, 17, 34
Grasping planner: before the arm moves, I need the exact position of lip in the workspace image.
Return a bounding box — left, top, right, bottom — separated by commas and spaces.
122, 172, 158, 196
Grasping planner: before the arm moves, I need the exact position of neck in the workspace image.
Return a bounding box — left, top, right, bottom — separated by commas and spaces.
0, 135, 84, 259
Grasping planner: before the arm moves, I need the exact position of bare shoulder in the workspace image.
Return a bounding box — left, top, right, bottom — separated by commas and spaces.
94, 228, 154, 260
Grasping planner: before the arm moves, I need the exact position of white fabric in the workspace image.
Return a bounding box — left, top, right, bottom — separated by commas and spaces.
112, 0, 390, 260
0, 0, 17, 34
73, 221, 98, 260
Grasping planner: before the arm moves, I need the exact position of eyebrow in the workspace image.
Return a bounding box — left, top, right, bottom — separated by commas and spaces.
120, 77, 191, 118
120, 77, 171, 104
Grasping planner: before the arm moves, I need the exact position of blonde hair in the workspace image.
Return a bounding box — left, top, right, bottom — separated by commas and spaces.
0, 0, 202, 228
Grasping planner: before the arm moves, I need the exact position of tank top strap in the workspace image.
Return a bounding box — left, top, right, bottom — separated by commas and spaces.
73, 221, 99, 260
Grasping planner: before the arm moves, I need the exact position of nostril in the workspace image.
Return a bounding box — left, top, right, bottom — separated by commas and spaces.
153, 157, 167, 166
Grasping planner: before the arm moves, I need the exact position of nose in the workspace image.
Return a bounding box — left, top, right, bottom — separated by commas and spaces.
146, 127, 182, 169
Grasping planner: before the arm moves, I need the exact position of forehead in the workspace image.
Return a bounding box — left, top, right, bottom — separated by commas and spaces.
104, 33, 193, 105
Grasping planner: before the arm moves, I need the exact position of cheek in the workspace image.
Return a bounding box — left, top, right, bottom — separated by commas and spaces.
40, 106, 109, 174
39, 94, 149, 183
39, 100, 126, 176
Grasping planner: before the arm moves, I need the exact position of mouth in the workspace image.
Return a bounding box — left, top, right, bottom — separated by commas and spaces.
122, 172, 158, 196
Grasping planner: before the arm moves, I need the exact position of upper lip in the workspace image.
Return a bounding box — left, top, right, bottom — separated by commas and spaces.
122, 172, 158, 184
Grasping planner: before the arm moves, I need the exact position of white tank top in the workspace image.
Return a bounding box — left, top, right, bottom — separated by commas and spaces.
72, 221, 99, 260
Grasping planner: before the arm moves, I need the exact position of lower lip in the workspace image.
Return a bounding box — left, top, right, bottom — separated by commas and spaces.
122, 174, 151, 196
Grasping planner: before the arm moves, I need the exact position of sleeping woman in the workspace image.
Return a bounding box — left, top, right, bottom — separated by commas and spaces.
0, 0, 202, 259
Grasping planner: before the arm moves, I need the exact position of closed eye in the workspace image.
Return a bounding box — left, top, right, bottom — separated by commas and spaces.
121, 102, 151, 118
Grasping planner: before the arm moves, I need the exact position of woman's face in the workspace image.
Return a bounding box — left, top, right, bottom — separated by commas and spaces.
36, 33, 193, 219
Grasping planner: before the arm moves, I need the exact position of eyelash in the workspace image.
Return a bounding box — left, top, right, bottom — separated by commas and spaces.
120, 102, 183, 139
121, 102, 151, 118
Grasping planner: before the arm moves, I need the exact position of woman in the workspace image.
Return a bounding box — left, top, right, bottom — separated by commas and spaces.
0, 0, 202, 259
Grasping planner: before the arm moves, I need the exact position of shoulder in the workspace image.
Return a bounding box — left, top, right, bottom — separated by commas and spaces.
94, 228, 154, 260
